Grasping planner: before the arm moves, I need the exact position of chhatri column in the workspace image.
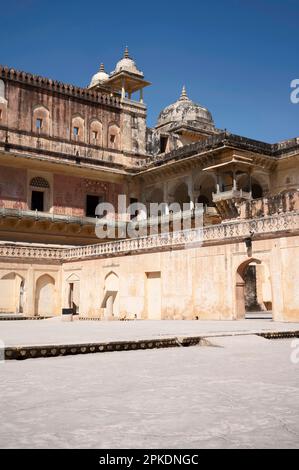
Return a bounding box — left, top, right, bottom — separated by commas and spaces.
121, 77, 126, 100
139, 88, 144, 103
187, 176, 194, 211
232, 168, 237, 191
216, 172, 221, 193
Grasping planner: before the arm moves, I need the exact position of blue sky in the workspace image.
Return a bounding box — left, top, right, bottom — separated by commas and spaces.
1, 0, 298, 142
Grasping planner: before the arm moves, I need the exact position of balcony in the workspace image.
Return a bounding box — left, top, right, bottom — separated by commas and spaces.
212, 189, 252, 203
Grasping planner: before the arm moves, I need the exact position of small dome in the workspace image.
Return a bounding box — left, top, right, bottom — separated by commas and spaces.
112, 47, 143, 77
88, 63, 109, 88
157, 86, 214, 130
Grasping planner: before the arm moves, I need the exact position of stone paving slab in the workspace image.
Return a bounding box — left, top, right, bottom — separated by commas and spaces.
1, 318, 298, 360
1, 318, 299, 348
1, 337, 298, 448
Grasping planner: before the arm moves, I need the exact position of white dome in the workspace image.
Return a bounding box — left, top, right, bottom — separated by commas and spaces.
157, 86, 214, 130
88, 63, 109, 88
112, 47, 143, 77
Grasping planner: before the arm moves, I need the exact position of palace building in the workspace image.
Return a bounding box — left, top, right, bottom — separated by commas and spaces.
0, 48, 298, 321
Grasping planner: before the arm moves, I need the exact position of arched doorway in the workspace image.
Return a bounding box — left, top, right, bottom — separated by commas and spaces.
196, 174, 216, 207
66, 273, 80, 314
236, 259, 272, 319
0, 272, 25, 314
238, 175, 265, 200
101, 272, 119, 320
173, 183, 190, 209
35, 274, 55, 316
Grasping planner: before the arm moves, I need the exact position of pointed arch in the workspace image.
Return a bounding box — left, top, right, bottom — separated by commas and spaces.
235, 258, 272, 319
32, 104, 50, 134
35, 274, 55, 316
0, 272, 25, 313
102, 271, 119, 319
89, 118, 102, 145
107, 122, 120, 150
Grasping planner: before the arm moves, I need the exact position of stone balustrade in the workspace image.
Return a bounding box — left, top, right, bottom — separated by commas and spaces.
0, 211, 298, 261
0, 244, 65, 260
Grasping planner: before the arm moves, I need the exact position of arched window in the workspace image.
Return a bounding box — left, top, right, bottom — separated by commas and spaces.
89, 119, 102, 145
32, 105, 50, 134
108, 123, 120, 150
71, 116, 85, 141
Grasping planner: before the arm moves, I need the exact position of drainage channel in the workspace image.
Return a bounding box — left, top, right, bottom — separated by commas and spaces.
4, 336, 209, 361
258, 331, 299, 339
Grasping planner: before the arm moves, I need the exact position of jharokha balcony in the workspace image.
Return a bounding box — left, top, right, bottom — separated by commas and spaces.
212, 187, 252, 219
212, 188, 252, 203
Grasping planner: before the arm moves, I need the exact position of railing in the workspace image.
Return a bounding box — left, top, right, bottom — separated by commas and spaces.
66, 211, 299, 260
212, 189, 252, 202
0, 206, 216, 227
0, 244, 65, 260
145, 132, 282, 166
0, 211, 298, 261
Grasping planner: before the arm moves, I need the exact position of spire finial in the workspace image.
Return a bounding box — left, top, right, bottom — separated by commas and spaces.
124, 46, 129, 58
180, 85, 188, 101
99, 63, 105, 72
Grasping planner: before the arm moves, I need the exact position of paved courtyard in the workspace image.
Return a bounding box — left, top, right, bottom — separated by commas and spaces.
1, 318, 299, 347
0, 335, 299, 448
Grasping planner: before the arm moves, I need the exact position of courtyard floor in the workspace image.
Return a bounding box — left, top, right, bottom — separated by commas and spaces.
0, 335, 298, 448
0, 318, 299, 347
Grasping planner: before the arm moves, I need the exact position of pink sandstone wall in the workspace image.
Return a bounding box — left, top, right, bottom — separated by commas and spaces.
53, 174, 124, 216
4, 80, 121, 147
0, 166, 27, 209
0, 165, 124, 216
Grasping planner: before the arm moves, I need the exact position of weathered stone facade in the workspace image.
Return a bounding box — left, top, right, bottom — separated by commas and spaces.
0, 50, 298, 321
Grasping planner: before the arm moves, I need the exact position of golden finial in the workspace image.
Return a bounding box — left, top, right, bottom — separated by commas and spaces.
124, 46, 130, 58
180, 85, 188, 100
99, 63, 105, 72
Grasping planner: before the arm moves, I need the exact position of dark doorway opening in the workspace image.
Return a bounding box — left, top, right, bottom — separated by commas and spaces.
31, 191, 44, 211
129, 197, 139, 220
160, 136, 168, 154
252, 184, 263, 199
86, 195, 100, 217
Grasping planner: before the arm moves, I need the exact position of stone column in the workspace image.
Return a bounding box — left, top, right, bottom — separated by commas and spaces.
216, 172, 221, 194
233, 168, 237, 191
187, 177, 194, 211
121, 78, 126, 100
